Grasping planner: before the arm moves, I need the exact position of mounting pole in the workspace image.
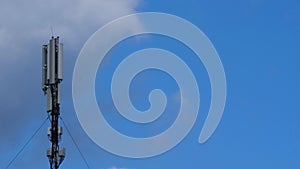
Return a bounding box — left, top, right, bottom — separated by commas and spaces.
42, 36, 65, 169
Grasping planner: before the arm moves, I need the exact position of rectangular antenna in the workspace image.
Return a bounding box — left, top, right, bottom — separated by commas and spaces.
49, 38, 56, 84
57, 43, 63, 80
46, 88, 52, 112
42, 45, 48, 91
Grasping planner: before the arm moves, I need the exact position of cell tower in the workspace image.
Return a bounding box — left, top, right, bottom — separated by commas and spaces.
42, 36, 65, 169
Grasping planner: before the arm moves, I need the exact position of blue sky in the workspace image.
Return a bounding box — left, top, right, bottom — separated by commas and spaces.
0, 0, 299, 169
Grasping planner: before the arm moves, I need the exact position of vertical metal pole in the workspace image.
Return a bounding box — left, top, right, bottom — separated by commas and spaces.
51, 84, 59, 169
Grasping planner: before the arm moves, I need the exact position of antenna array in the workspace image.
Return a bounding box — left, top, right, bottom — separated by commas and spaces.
42, 36, 65, 169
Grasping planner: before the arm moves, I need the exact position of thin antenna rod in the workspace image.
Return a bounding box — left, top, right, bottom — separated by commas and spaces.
50, 26, 54, 37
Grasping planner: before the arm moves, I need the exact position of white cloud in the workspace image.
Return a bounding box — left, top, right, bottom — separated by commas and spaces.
0, 0, 142, 61
108, 167, 129, 169
0, 1, 144, 168
0, 0, 142, 152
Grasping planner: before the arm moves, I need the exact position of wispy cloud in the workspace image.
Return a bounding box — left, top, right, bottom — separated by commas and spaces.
0, 0, 142, 61
108, 166, 130, 169
0, 0, 142, 168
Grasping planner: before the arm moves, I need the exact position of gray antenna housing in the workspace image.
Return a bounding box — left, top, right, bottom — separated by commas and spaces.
42, 37, 63, 91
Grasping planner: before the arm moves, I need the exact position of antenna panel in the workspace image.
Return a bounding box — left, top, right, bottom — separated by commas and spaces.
49, 38, 56, 84
57, 43, 63, 80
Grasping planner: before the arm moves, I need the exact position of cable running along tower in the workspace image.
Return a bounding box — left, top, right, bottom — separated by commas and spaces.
42, 36, 66, 169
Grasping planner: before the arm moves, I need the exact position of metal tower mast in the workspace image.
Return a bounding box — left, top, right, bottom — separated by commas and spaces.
42, 36, 65, 169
